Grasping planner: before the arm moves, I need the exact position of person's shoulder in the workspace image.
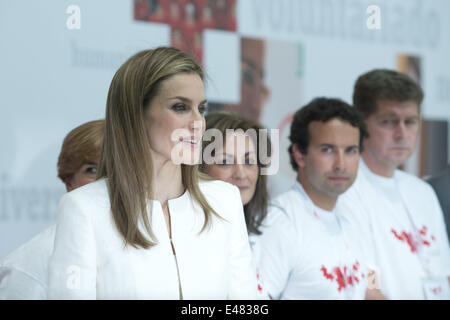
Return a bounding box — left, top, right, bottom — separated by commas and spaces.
198, 177, 241, 203
271, 187, 306, 216
353, 164, 372, 190
197, 178, 241, 218
2, 225, 55, 265
272, 187, 300, 204
60, 178, 110, 210
396, 169, 436, 195
66, 178, 108, 198
1, 225, 55, 283
395, 168, 421, 183
198, 177, 238, 194
259, 193, 304, 245
263, 187, 307, 228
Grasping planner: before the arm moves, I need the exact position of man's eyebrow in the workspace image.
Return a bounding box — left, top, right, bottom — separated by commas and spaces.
169, 96, 207, 104
376, 113, 420, 119
375, 111, 401, 118
318, 143, 335, 147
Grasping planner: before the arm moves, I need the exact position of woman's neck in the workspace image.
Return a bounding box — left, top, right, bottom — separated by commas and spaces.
151, 154, 185, 204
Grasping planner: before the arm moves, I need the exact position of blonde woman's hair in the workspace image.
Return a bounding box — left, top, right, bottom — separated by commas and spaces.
57, 120, 104, 185
97, 47, 219, 249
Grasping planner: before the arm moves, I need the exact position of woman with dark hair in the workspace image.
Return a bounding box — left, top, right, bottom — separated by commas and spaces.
48, 47, 256, 299
200, 110, 271, 298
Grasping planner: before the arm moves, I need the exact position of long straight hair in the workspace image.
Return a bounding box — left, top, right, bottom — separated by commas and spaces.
98, 47, 219, 249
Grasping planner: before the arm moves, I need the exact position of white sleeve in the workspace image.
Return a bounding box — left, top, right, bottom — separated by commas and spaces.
47, 193, 97, 299
0, 266, 47, 300
257, 205, 298, 299
227, 186, 257, 300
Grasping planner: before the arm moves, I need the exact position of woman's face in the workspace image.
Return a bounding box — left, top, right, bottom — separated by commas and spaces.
204, 132, 259, 205
145, 73, 206, 166
65, 160, 98, 192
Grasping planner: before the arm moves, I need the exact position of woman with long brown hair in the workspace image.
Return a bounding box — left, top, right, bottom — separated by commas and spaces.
200, 111, 271, 298
48, 47, 256, 299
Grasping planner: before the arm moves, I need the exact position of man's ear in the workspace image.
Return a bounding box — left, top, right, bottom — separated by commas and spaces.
292, 143, 306, 168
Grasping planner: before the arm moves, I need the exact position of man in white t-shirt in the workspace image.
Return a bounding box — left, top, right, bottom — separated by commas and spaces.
0, 120, 103, 299
257, 98, 385, 300
342, 69, 450, 299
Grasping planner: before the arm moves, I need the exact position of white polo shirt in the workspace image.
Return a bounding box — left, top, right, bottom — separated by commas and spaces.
257, 182, 371, 300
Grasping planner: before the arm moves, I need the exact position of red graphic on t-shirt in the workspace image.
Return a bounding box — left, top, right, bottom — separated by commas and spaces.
391, 229, 418, 252
334, 267, 346, 291
419, 226, 427, 236
432, 286, 442, 296
321, 261, 364, 292
321, 266, 334, 280
256, 268, 264, 293
391, 225, 435, 253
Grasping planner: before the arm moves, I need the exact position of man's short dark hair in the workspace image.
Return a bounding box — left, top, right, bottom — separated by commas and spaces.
288, 97, 367, 171
353, 69, 424, 118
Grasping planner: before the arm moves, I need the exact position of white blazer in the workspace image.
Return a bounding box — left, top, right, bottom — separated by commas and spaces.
47, 178, 257, 299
